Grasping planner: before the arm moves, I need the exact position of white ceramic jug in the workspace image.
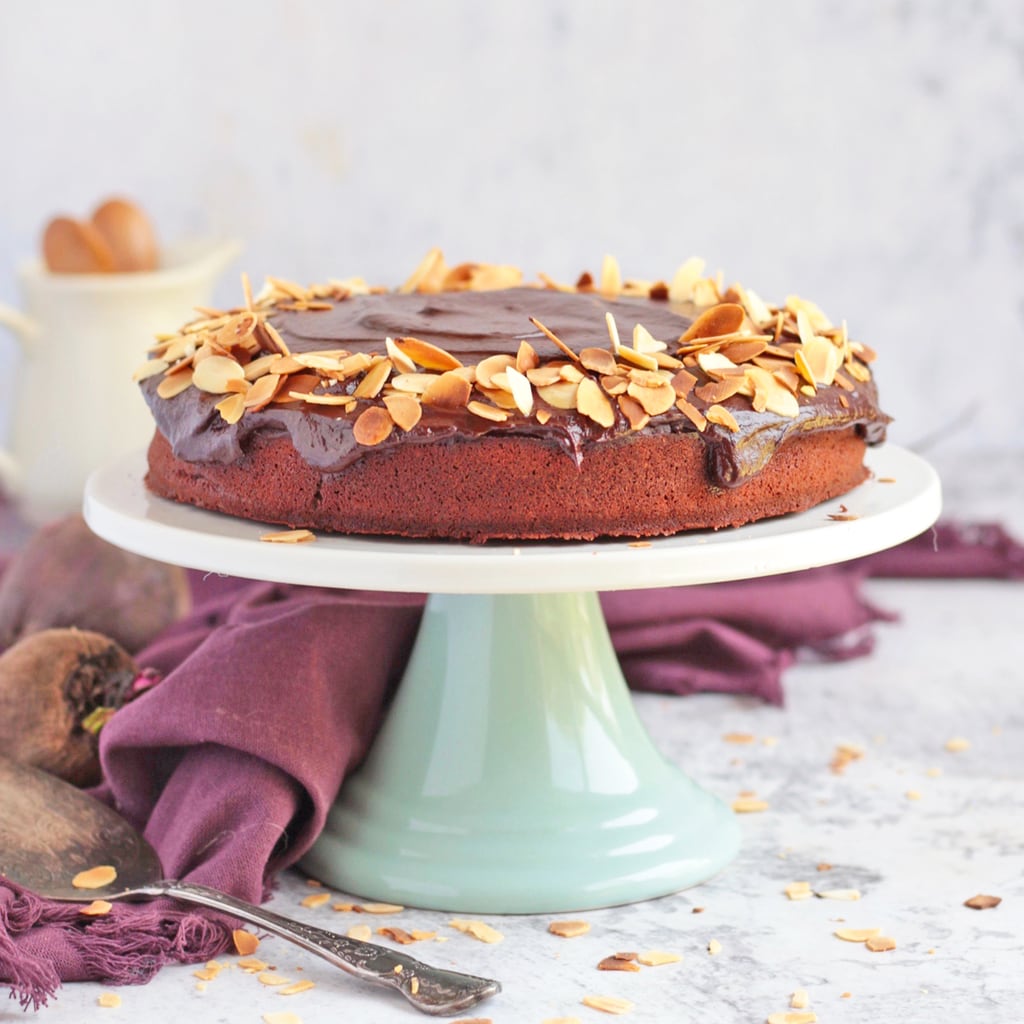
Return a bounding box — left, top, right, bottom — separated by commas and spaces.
0, 239, 239, 521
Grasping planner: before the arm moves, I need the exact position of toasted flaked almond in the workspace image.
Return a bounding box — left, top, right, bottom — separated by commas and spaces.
260, 529, 315, 544
192, 354, 247, 394
789, 989, 810, 1010
301, 892, 332, 909
601, 374, 629, 396
193, 963, 221, 981
467, 400, 509, 423
582, 994, 634, 1015
675, 396, 707, 431
80, 900, 113, 916
706, 404, 740, 432
156, 370, 194, 400
670, 368, 698, 397
616, 346, 659, 371
598, 955, 640, 972
216, 392, 246, 424
529, 317, 579, 362
278, 979, 316, 996
347, 924, 372, 941
421, 370, 472, 410
261, 1013, 304, 1024
352, 406, 395, 445
383, 393, 423, 431
258, 971, 291, 986
549, 920, 591, 938
834, 928, 881, 942
605, 311, 622, 351
290, 391, 356, 407
353, 358, 393, 398
292, 351, 349, 372
632, 323, 667, 354
816, 889, 861, 901
617, 393, 650, 431
866, 936, 896, 952
237, 956, 269, 972
723, 731, 756, 744
600, 254, 622, 297
695, 378, 744, 405
390, 372, 440, 394
679, 303, 745, 343
516, 339, 539, 373
524, 364, 563, 387
72, 865, 117, 890
383, 336, 417, 374
964, 894, 1001, 909
580, 347, 619, 375
577, 377, 616, 428
668, 257, 706, 303
232, 929, 260, 955
626, 380, 676, 416
784, 881, 812, 900
802, 336, 841, 387
393, 335, 462, 371
244, 373, 282, 410
475, 353, 517, 389
720, 339, 769, 364
449, 919, 504, 943
696, 350, 739, 376
945, 737, 971, 752
133, 358, 169, 381
377, 927, 418, 944
356, 902, 405, 914
767, 1013, 817, 1024
96, 992, 122, 1008
536, 379, 579, 410
559, 363, 585, 384
745, 366, 800, 418
399, 247, 445, 294
637, 950, 681, 966
732, 796, 769, 813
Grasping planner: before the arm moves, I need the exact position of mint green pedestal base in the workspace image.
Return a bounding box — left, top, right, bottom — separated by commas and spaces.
302, 592, 740, 913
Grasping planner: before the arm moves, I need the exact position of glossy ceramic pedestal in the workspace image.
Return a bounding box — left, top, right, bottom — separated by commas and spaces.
84, 446, 941, 913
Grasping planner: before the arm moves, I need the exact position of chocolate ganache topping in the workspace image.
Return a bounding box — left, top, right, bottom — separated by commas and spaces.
138, 263, 889, 488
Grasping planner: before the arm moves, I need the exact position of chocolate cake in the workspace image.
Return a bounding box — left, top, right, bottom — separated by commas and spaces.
136, 253, 889, 542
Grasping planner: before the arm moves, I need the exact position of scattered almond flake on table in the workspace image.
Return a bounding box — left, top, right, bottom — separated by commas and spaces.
906, 790, 923, 801
377, 926, 435, 944
259, 529, 316, 544
964, 894, 1002, 910
448, 1019, 492, 1024
815, 889, 861, 901
723, 732, 756, 744
347, 924, 372, 941
708, 939, 723, 955
627, 541, 652, 549
237, 957, 268, 973
278, 980, 316, 996
598, 954, 641, 973
262, 1013, 303, 1024
945, 736, 971, 752
637, 950, 682, 966
785, 881, 812, 901
356, 902, 405, 914
732, 795, 770, 813
816, 863, 833, 872
305, 878, 323, 887
96, 992, 122, 1008
258, 971, 293, 986
767, 1013, 817, 1024
549, 919, 591, 937
834, 928, 881, 942
926, 767, 942, 777
866, 936, 897, 952
790, 988, 810, 1009
232, 929, 260, 955
79, 900, 112, 916
582, 994, 634, 1015
542, 1018, 583, 1024
192, 962, 223, 982
300, 891, 331, 909
829, 743, 865, 774
449, 919, 504, 943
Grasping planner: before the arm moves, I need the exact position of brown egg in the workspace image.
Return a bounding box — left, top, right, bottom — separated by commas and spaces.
91, 197, 159, 272
41, 216, 116, 274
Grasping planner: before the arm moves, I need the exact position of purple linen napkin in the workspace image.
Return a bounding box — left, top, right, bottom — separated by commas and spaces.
2, 520, 1021, 1009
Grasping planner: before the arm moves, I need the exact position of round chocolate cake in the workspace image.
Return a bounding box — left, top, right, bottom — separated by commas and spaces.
137, 253, 889, 542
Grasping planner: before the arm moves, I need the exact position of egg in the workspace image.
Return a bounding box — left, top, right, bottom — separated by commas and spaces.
91, 197, 159, 272
41, 216, 116, 274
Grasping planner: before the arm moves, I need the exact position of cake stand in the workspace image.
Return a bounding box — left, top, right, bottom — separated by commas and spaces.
84, 446, 940, 913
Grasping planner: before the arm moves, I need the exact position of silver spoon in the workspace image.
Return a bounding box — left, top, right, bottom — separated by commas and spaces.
0, 757, 500, 1016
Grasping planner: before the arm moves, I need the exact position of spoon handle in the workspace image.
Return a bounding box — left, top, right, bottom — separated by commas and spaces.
151, 880, 500, 1016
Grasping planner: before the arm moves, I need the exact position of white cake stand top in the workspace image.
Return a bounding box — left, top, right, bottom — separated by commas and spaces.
83, 446, 940, 594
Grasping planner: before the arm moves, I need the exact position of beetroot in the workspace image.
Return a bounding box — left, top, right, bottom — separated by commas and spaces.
0, 514, 189, 653
0, 628, 139, 786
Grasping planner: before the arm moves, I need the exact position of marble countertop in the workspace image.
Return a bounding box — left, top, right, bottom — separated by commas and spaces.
5, 451, 1023, 1024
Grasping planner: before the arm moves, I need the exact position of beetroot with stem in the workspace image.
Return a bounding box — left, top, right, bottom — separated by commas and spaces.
0, 628, 141, 786
0, 514, 190, 654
